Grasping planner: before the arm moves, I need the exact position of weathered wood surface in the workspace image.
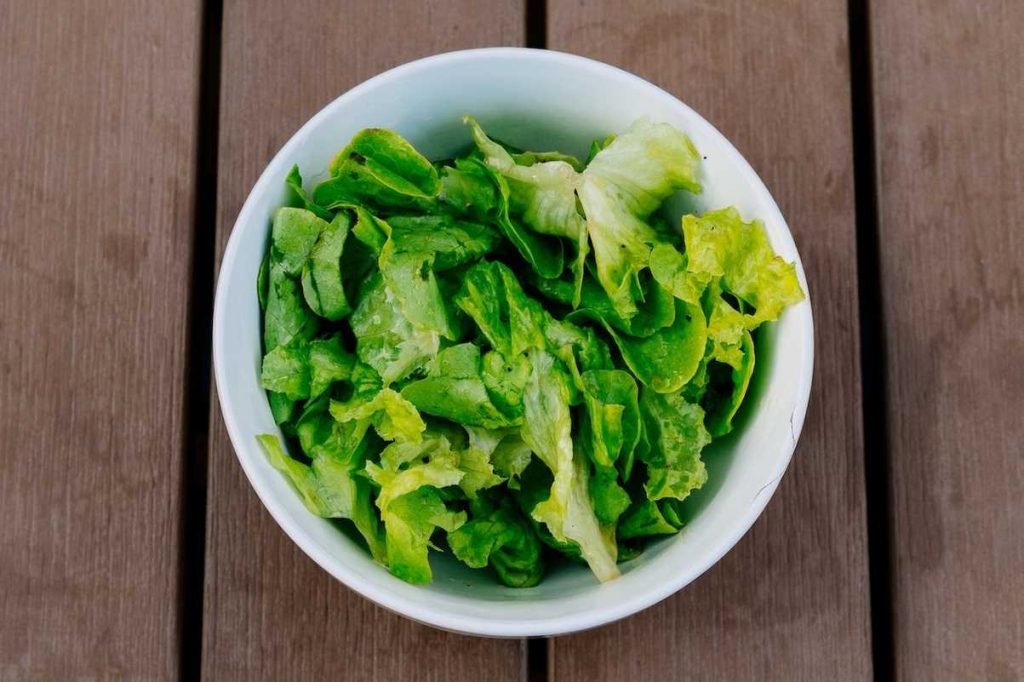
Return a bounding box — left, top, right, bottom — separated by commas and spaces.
201, 2, 528, 679
871, 1, 1024, 679
0, 0, 202, 677
547, 1, 873, 679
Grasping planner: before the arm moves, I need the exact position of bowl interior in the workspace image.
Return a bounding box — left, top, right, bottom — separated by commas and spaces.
214, 48, 813, 636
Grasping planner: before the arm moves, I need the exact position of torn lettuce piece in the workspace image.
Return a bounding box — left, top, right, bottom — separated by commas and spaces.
380, 487, 465, 584
577, 119, 702, 318
535, 270, 676, 338
257, 434, 324, 514
401, 344, 521, 429
438, 158, 500, 222
444, 155, 565, 278
467, 117, 585, 299
585, 133, 616, 165
465, 426, 533, 482
705, 286, 749, 369
350, 273, 439, 384
261, 341, 310, 401
349, 210, 462, 341
306, 334, 354, 400
683, 207, 804, 325
263, 257, 318, 352
704, 330, 756, 437
257, 248, 271, 312
366, 431, 504, 583
578, 370, 638, 527
521, 350, 620, 582
575, 177, 659, 319
284, 165, 333, 221
329, 370, 426, 443
257, 433, 385, 562
583, 119, 701, 210
580, 370, 641, 468
364, 436, 466, 582
366, 435, 464, 507
378, 247, 459, 340
587, 460, 631, 528
301, 211, 353, 321
618, 499, 678, 540
570, 299, 707, 393
386, 214, 498, 271
454, 260, 547, 358
480, 349, 531, 420
449, 494, 545, 587
271, 207, 329, 276
467, 117, 586, 243
314, 128, 440, 211
649, 242, 705, 306
267, 391, 298, 427
639, 390, 710, 501
512, 148, 585, 172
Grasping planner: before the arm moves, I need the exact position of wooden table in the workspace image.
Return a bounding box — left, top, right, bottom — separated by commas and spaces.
2, 1, 1021, 679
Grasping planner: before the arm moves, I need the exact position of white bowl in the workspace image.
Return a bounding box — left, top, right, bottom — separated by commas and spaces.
213, 47, 814, 637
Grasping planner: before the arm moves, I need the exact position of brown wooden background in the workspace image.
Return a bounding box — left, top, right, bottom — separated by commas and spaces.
1, 0, 1021, 680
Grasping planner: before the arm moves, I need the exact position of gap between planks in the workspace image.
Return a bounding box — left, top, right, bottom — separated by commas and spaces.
177, 0, 224, 678
847, 0, 894, 680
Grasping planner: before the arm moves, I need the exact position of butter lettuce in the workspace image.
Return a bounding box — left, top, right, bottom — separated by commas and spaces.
256, 118, 804, 587
522, 350, 620, 582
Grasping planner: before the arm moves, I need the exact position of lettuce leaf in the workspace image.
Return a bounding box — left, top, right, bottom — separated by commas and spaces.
350, 273, 439, 384
272, 207, 329, 276
580, 369, 641, 468
521, 350, 620, 582
329, 369, 426, 443
364, 435, 467, 583
467, 118, 585, 299
301, 211, 353, 321
683, 207, 804, 325
401, 344, 521, 429
570, 299, 707, 393
306, 334, 354, 400
257, 433, 385, 562
449, 495, 544, 587
454, 260, 547, 358
639, 390, 710, 501
260, 341, 310, 401
314, 128, 440, 211
578, 120, 702, 318
263, 256, 319, 353
284, 165, 333, 221
704, 331, 756, 437
465, 426, 533, 482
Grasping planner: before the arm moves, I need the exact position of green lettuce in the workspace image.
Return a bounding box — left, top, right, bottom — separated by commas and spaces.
314, 128, 440, 211
449, 495, 544, 587
684, 207, 805, 325
350, 273, 439, 384
577, 120, 702, 319
257, 118, 806, 587
401, 344, 521, 429
521, 350, 620, 582
639, 390, 710, 501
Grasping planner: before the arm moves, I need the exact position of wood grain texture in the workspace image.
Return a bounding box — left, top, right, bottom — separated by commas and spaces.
0, 0, 201, 678
871, 2, 1024, 679
202, 1, 527, 679
548, 1, 872, 679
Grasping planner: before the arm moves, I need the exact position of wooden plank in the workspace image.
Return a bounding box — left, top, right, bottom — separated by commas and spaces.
547, 1, 872, 679
871, 2, 1024, 678
0, 0, 201, 678
202, 2, 527, 679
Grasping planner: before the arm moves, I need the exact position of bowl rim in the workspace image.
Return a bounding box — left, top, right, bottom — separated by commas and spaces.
213, 46, 815, 637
